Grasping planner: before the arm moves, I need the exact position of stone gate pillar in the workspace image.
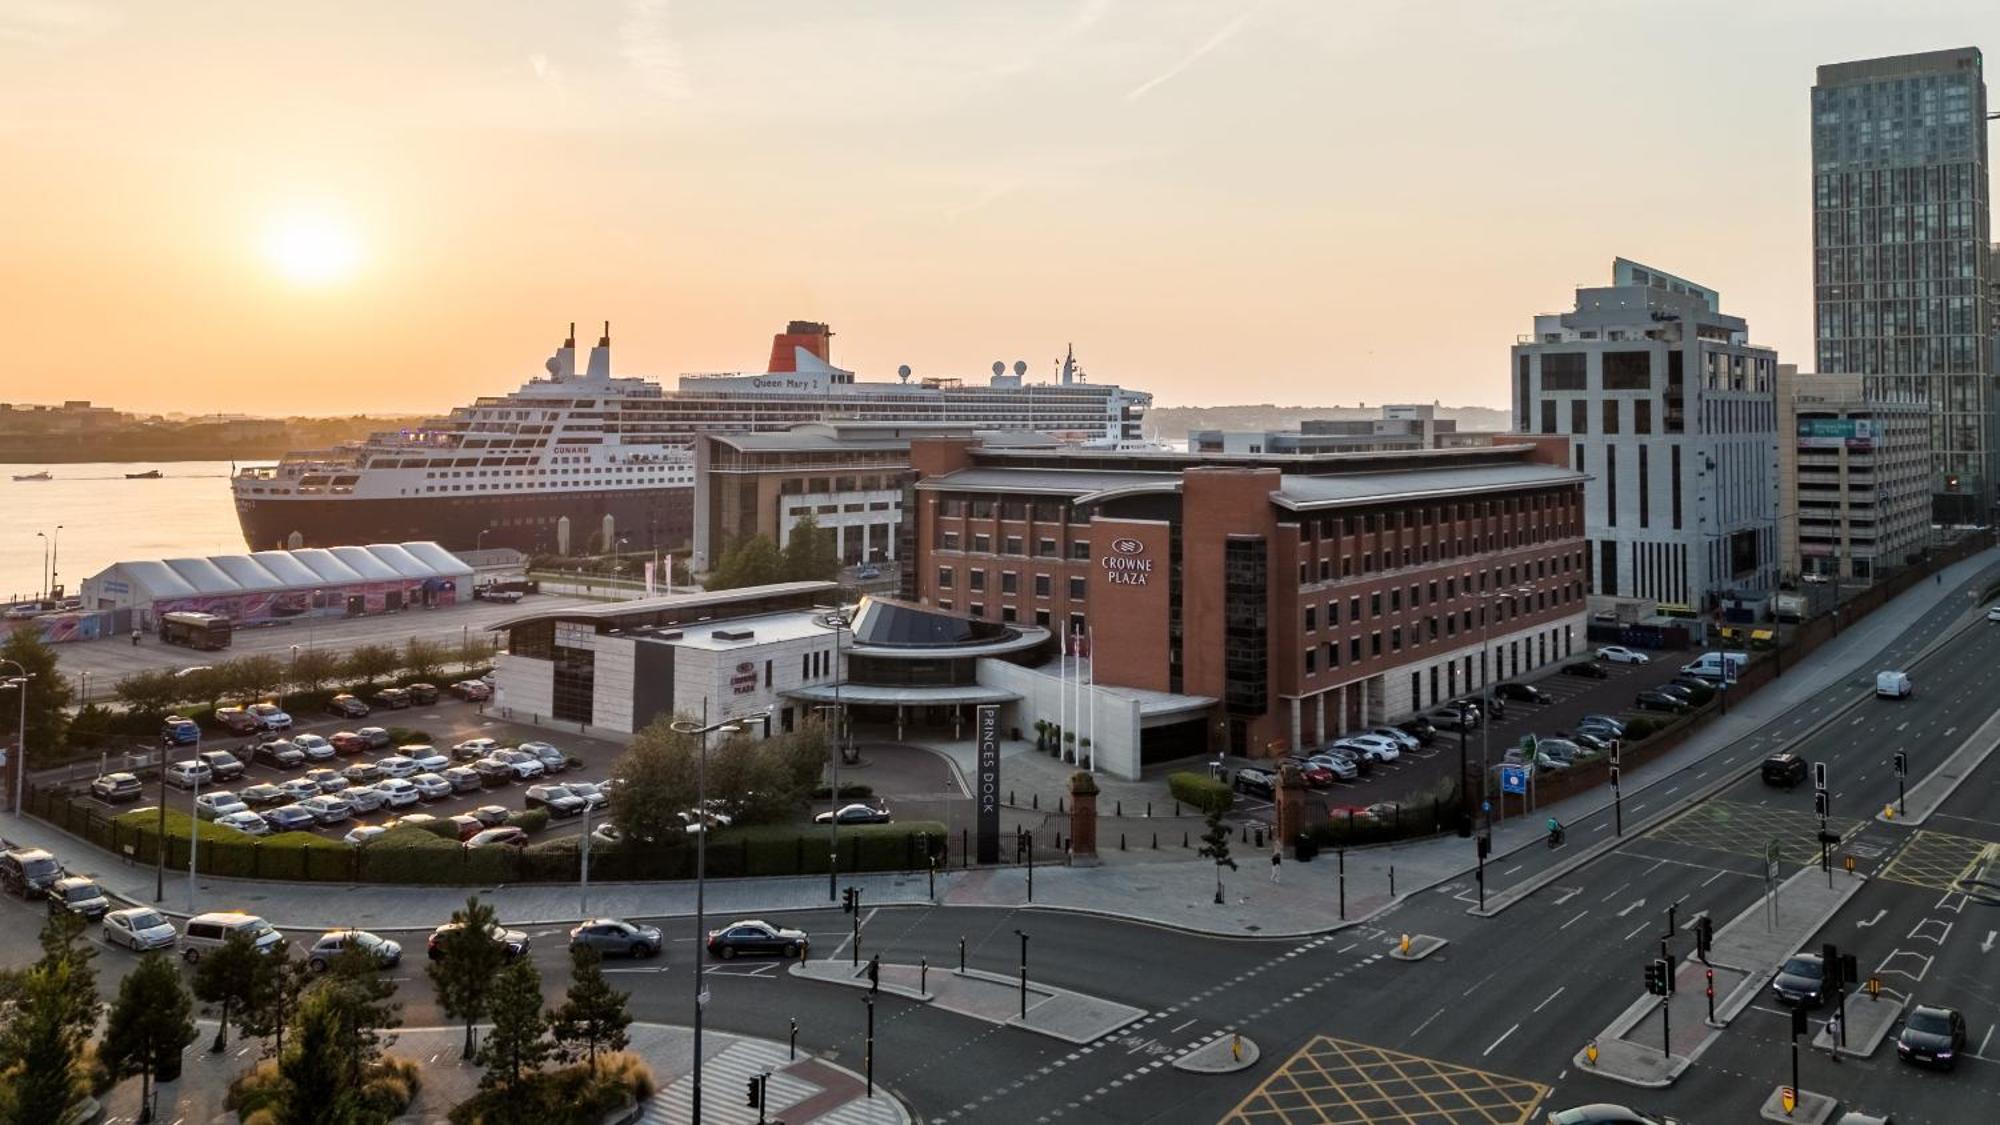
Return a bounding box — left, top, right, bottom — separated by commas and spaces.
1275, 762, 1306, 857
1068, 771, 1100, 867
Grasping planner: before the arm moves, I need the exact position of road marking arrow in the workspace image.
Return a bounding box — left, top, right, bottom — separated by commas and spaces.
1616, 898, 1647, 919
1981, 930, 1995, 954
1858, 909, 1887, 928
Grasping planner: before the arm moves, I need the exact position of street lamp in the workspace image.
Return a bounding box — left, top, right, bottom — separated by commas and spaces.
50, 524, 61, 598
1, 661, 31, 815
35, 532, 48, 602
1012, 929, 1029, 1019
1477, 585, 1537, 836
814, 604, 852, 902
667, 712, 751, 1125
475, 529, 489, 551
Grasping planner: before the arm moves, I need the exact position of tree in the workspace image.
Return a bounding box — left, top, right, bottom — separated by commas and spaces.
341, 645, 402, 689
0, 912, 99, 1123
455, 634, 493, 674
228, 654, 287, 704
781, 513, 841, 583
100, 953, 196, 1120
478, 958, 550, 1100
312, 941, 401, 1088
287, 648, 342, 696
609, 720, 700, 845
402, 638, 448, 685
427, 896, 508, 1058
192, 930, 269, 1051
1197, 805, 1238, 905
707, 534, 782, 591
272, 986, 370, 1125
114, 669, 184, 724
1, 627, 72, 767
64, 701, 116, 752
240, 941, 308, 1060
550, 945, 631, 1069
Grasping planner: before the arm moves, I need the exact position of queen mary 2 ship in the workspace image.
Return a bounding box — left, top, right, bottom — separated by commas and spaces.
233, 321, 1150, 554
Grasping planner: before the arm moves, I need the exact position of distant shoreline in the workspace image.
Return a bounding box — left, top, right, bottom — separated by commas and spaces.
2, 448, 284, 465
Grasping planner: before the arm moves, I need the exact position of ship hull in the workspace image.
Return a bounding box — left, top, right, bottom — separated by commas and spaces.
234, 487, 692, 555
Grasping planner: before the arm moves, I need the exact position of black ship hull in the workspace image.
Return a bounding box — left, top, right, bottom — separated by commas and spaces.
234, 488, 692, 555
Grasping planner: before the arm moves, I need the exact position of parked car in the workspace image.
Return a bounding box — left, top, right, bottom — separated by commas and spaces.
707, 919, 808, 959
341, 761, 386, 785
519, 741, 568, 773
394, 812, 438, 828
215, 809, 272, 836
375, 755, 419, 779
103, 906, 177, 951
90, 772, 144, 803
427, 920, 530, 960
1334, 735, 1400, 763
46, 875, 111, 919
405, 682, 440, 705
165, 760, 214, 789
815, 803, 892, 825
277, 777, 323, 803
1427, 706, 1479, 732
1563, 730, 1616, 756
525, 783, 587, 816
1896, 1004, 1967, 1070
356, 726, 392, 749
410, 773, 454, 801
452, 738, 501, 762
0, 847, 63, 898
406, 745, 451, 772
194, 791, 248, 821
1580, 714, 1628, 736
298, 795, 354, 824
571, 918, 663, 959
1232, 767, 1278, 798
374, 779, 422, 808
591, 823, 626, 848
328, 694, 371, 718
264, 805, 320, 833
161, 716, 201, 746
469, 805, 511, 828
1366, 726, 1422, 751
180, 912, 284, 961
1652, 682, 1697, 704
1305, 752, 1361, 781
371, 687, 412, 710
442, 765, 484, 794
1634, 690, 1689, 713
483, 749, 546, 781
251, 738, 306, 769
306, 928, 402, 972
1536, 738, 1584, 766
213, 706, 261, 734
330, 730, 371, 755
1281, 758, 1335, 788
466, 826, 529, 849
198, 749, 246, 782
246, 703, 293, 730
1990, 605, 2000, 624
238, 782, 288, 808
1452, 695, 1506, 720
445, 814, 485, 841
1493, 682, 1551, 704
451, 680, 493, 702
1544, 1107, 1684, 1125
1762, 752, 1808, 788
343, 786, 389, 814
1596, 646, 1649, 665
291, 733, 335, 761
1771, 952, 1827, 1007
1560, 661, 1611, 679
343, 825, 389, 846
472, 757, 518, 785
303, 767, 348, 793
566, 780, 609, 809
1395, 717, 1437, 745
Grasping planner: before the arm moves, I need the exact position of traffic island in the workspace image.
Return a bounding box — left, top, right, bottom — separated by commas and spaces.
1758, 1084, 1836, 1125
1387, 934, 1446, 961
1570, 1036, 1689, 1088
790, 959, 1146, 1044
1811, 995, 1905, 1058
1173, 1032, 1259, 1074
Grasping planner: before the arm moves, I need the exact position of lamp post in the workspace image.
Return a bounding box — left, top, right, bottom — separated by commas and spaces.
1012, 929, 1030, 1019
35, 532, 49, 602
669, 712, 747, 1125
1477, 585, 1536, 834
1, 662, 31, 815
50, 524, 61, 598
475, 529, 489, 552
815, 605, 851, 901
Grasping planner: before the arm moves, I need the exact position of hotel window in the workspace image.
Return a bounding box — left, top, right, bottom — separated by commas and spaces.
936, 567, 954, 589
1370, 592, 1382, 617
1326, 641, 1338, 668
973, 534, 991, 552
1390, 589, 1401, 612
1349, 595, 1361, 620
1304, 648, 1317, 675
1001, 571, 1018, 594
940, 531, 960, 550
1069, 576, 1087, 600
969, 603, 984, 618
1602, 399, 1620, 434
1003, 536, 1023, 555
1304, 606, 1317, 631
969, 570, 986, 591
1070, 540, 1089, 560
1349, 636, 1361, 662
1391, 626, 1402, 651
1327, 600, 1339, 626
1037, 537, 1057, 557
1370, 631, 1382, 656
1002, 606, 1018, 622
1571, 399, 1588, 434
1034, 574, 1051, 597
970, 499, 993, 518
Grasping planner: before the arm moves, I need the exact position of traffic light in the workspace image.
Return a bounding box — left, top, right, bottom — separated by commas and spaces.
842, 887, 857, 914
746, 1075, 762, 1108
1644, 958, 1672, 996
1476, 834, 1491, 860
1696, 915, 1714, 959
1813, 791, 1830, 819
1893, 751, 1908, 777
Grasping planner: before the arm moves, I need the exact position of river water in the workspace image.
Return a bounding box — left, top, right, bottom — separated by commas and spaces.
0, 461, 255, 602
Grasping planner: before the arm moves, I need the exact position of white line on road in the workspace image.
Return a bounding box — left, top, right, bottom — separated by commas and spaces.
1981, 1025, 1995, 1058
1168, 1018, 1196, 1034
1624, 922, 1648, 941
1534, 986, 1566, 1013
1462, 971, 1496, 998
1502, 864, 1524, 877
1600, 882, 1630, 903
1484, 1023, 1520, 1056
1897, 722, 1909, 733
1701, 871, 1727, 887
1616, 898, 1648, 918
1857, 909, 1887, 928
1561, 910, 1589, 931
1411, 1007, 1446, 1037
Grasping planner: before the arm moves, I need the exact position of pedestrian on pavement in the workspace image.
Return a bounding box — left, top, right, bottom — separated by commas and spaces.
1270, 849, 1282, 883
130, 628, 141, 646
1824, 1009, 1844, 1060
1936, 573, 1942, 586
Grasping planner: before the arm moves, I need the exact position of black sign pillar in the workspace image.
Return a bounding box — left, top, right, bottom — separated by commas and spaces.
976, 704, 1000, 863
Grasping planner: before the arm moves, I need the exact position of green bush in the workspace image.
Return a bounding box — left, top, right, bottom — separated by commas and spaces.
413, 818, 463, 840
810, 784, 875, 800
505, 807, 551, 835
386, 728, 433, 746
1622, 717, 1659, 741
1168, 771, 1234, 815
357, 826, 466, 884
109, 808, 351, 880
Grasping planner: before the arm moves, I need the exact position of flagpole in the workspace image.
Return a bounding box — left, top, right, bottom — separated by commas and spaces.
1087, 627, 1095, 773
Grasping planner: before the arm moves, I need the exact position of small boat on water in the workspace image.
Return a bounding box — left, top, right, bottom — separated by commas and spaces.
125, 469, 163, 479
11, 471, 51, 481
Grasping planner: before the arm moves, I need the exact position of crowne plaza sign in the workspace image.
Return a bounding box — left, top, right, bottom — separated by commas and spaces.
1101, 537, 1153, 585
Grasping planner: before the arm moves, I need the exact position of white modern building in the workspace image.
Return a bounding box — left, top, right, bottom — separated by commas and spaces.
1513, 258, 1780, 616
1777, 368, 1931, 582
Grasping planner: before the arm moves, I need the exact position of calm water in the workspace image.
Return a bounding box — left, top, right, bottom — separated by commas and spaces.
0, 461, 260, 602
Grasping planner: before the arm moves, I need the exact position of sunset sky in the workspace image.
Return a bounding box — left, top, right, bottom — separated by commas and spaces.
0, 1, 1992, 417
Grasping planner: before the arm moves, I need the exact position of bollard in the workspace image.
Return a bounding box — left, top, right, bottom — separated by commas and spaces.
1390, 865, 1396, 896
790, 1017, 798, 1061
1010, 789, 1016, 805
1400, 933, 1411, 955
1175, 801, 1181, 817
922, 957, 928, 995
1032, 792, 1038, 810
959, 936, 966, 974
1254, 827, 1264, 849
1152, 832, 1158, 850
1116, 800, 1122, 817
1058, 797, 1065, 814
1183, 831, 1190, 848
1147, 801, 1153, 818
1241, 825, 1248, 844
1120, 833, 1126, 851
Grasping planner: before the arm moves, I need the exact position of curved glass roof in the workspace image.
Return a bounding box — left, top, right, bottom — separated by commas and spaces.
847, 596, 1014, 648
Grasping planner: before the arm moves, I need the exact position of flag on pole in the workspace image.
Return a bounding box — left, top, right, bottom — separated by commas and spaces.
642, 560, 656, 597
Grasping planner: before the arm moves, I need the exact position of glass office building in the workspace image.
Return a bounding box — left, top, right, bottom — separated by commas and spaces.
1812, 48, 1992, 523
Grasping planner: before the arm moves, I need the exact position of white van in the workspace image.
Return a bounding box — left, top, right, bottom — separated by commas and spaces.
180, 911, 284, 962
1875, 670, 1913, 699
1680, 651, 1748, 682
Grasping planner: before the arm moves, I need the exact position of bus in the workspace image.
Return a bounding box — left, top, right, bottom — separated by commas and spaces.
159, 611, 233, 651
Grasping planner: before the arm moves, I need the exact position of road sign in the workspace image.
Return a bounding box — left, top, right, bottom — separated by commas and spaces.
1481, 800, 1491, 812
1781, 1086, 1797, 1113
1813, 761, 1828, 791
1499, 765, 1528, 795
1765, 838, 1783, 881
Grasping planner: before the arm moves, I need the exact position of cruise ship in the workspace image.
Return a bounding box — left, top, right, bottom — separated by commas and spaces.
233, 321, 1151, 554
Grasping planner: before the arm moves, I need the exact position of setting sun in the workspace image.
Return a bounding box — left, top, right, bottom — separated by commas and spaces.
261, 212, 360, 285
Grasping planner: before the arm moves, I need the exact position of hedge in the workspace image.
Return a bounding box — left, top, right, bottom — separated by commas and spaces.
811, 784, 876, 801
1167, 771, 1234, 816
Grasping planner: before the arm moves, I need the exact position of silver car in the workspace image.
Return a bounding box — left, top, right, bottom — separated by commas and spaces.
103, 907, 177, 951
306, 928, 401, 972
297, 795, 354, 824
343, 786, 389, 814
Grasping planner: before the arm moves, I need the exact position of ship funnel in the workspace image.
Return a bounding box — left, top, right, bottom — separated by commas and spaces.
550, 324, 578, 380
585, 321, 612, 380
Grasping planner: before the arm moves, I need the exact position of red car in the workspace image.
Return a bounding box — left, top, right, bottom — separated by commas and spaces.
329, 731, 371, 755
447, 814, 484, 841
1282, 758, 1335, 788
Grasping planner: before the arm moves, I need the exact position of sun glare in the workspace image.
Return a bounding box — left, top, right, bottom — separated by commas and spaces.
262, 212, 360, 285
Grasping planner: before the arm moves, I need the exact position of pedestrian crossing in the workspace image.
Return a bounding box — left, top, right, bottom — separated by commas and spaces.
647, 1040, 902, 1124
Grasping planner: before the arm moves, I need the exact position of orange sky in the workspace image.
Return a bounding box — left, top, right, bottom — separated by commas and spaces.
0, 2, 1993, 415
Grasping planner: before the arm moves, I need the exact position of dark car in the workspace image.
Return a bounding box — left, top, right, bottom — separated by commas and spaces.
1896, 1004, 1967, 1069
1561, 661, 1610, 680
524, 784, 586, 817
1493, 682, 1551, 704
327, 694, 371, 719
90, 772, 145, 803
1563, 730, 1616, 756
815, 803, 892, 825
1396, 717, 1437, 745
427, 921, 530, 961
238, 782, 288, 808
570, 917, 663, 959
1634, 690, 1689, 713
0, 847, 62, 898
1232, 767, 1278, 799
1670, 676, 1716, 696
1652, 682, 1696, 704
1771, 953, 1826, 1007
1762, 752, 1808, 788
263, 805, 320, 833
706, 919, 808, 960
405, 682, 440, 705
46, 876, 112, 919
371, 687, 412, 710
251, 738, 306, 769
198, 749, 246, 782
